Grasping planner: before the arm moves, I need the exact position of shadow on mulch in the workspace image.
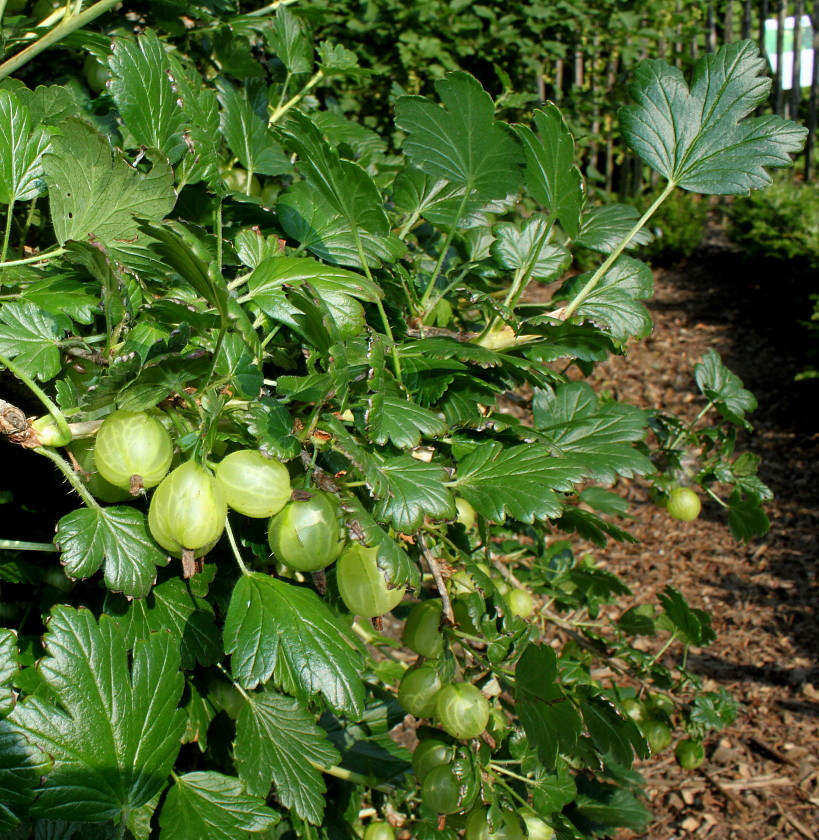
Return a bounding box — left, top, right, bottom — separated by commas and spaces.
645, 241, 819, 674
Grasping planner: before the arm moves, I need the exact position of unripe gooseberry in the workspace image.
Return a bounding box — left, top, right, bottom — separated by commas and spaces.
267, 491, 344, 572
336, 543, 406, 618
148, 462, 226, 558
94, 410, 173, 491
402, 598, 444, 659
398, 663, 442, 718
506, 588, 535, 619
666, 486, 701, 521
362, 821, 395, 840
465, 807, 525, 840
436, 683, 490, 740
215, 450, 291, 518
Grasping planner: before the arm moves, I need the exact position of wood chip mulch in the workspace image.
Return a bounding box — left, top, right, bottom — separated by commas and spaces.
579, 229, 819, 839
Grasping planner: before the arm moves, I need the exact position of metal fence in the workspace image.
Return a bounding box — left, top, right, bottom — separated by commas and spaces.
541, 0, 818, 189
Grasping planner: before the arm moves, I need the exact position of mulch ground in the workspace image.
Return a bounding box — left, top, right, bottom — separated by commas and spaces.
582, 227, 819, 839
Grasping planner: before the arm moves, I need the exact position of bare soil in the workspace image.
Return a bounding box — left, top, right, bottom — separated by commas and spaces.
589, 231, 819, 839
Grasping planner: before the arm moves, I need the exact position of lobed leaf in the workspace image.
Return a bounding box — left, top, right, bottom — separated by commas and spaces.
532, 381, 654, 483
55, 506, 168, 598
159, 771, 278, 840
395, 71, 523, 205
514, 104, 585, 238
8, 607, 185, 822
108, 30, 187, 164
224, 573, 365, 717
455, 442, 585, 524
235, 688, 340, 825
620, 40, 808, 194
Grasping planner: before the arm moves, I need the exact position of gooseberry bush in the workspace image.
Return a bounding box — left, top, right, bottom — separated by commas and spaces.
0, 9, 806, 840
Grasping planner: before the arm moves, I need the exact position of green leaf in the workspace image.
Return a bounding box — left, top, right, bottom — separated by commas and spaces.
169, 55, 221, 188
519, 323, 615, 364
278, 180, 405, 268
265, 6, 314, 75
694, 348, 757, 429
620, 40, 807, 194
216, 332, 263, 400
216, 79, 291, 177
224, 573, 365, 717
317, 41, 365, 77
689, 689, 739, 731
394, 71, 523, 204
104, 576, 222, 670
492, 216, 571, 281
555, 256, 653, 342
235, 688, 340, 824
247, 255, 382, 305
20, 275, 100, 325
727, 494, 770, 541
55, 506, 168, 598
455, 441, 585, 524
0, 718, 51, 831
371, 456, 455, 532
43, 118, 176, 255
239, 398, 301, 461
8, 607, 185, 822
159, 772, 278, 840
366, 395, 448, 448
276, 112, 396, 266
570, 777, 652, 834
532, 382, 653, 482
530, 758, 577, 817
108, 30, 187, 164
576, 205, 653, 254
234, 229, 283, 268
514, 104, 585, 238
658, 585, 715, 647
0, 89, 50, 204
580, 693, 648, 769
0, 301, 66, 381
13, 84, 77, 129
514, 644, 582, 767
212, 27, 265, 81
0, 629, 15, 717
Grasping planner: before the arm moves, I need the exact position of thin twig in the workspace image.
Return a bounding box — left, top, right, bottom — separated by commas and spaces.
775, 803, 816, 840
417, 532, 455, 625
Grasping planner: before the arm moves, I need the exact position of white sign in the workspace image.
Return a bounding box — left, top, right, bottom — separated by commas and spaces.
764, 15, 815, 90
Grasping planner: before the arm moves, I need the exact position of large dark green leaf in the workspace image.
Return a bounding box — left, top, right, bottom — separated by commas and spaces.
514, 644, 582, 767
0, 88, 50, 205
223, 574, 365, 717
514, 104, 584, 238
555, 257, 653, 343
105, 576, 222, 670
532, 382, 653, 483
276, 112, 394, 266
0, 301, 66, 382
159, 772, 278, 840
235, 688, 340, 824
216, 79, 290, 177
8, 608, 185, 822
395, 71, 523, 204
620, 40, 807, 194
455, 442, 585, 523
55, 506, 168, 599
43, 118, 175, 257
108, 30, 187, 163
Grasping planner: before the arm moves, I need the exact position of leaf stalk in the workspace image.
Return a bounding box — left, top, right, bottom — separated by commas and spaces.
561, 180, 675, 321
